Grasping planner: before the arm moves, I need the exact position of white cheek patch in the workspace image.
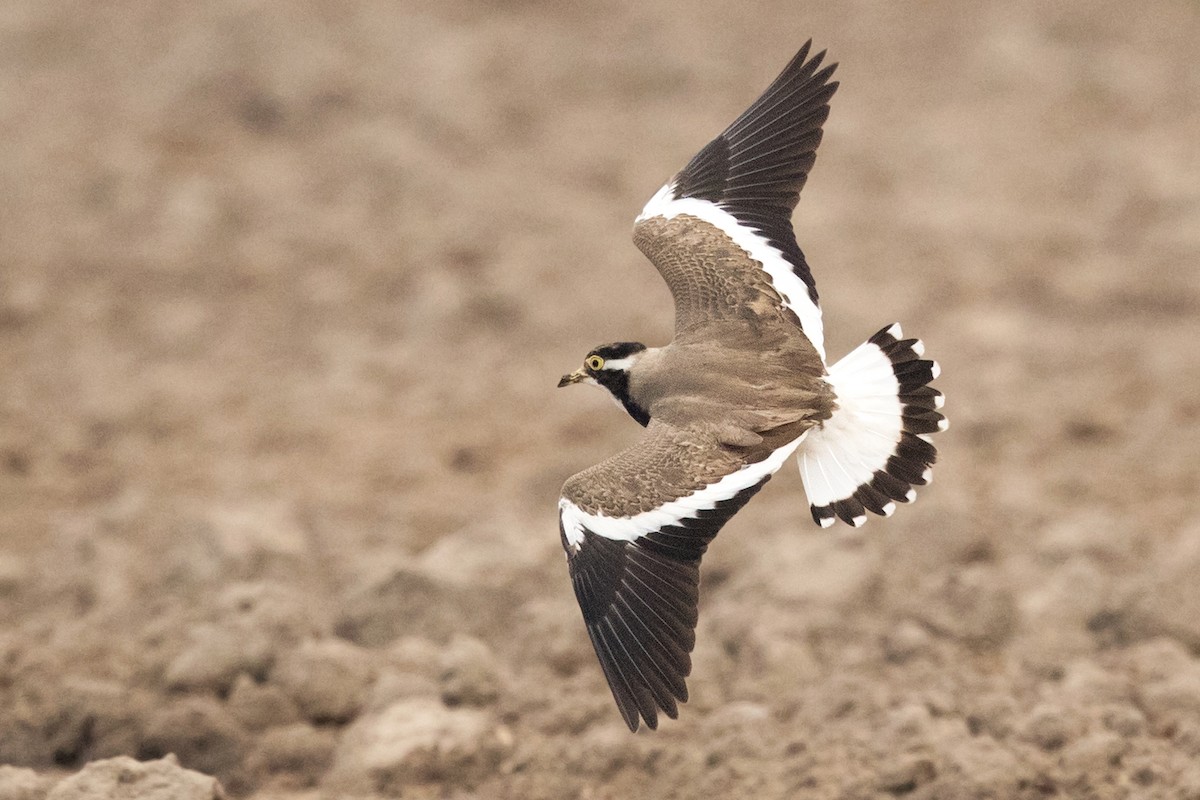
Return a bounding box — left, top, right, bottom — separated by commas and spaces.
600, 357, 635, 371
637, 184, 825, 362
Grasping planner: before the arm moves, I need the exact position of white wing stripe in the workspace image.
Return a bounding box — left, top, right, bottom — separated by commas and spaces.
560, 435, 806, 548
636, 185, 825, 362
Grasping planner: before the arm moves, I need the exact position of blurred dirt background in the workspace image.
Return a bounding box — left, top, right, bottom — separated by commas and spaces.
2, 0, 1200, 798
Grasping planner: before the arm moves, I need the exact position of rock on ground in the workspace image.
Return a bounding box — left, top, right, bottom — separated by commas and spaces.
270, 638, 377, 724
0, 766, 52, 800
438, 635, 504, 708
323, 698, 511, 796
45, 756, 225, 800
138, 699, 247, 784
225, 674, 304, 732
245, 723, 337, 789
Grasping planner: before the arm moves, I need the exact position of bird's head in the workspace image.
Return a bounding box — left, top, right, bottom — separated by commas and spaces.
558, 342, 651, 426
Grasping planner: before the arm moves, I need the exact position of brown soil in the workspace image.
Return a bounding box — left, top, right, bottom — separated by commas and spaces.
3, 1, 1200, 798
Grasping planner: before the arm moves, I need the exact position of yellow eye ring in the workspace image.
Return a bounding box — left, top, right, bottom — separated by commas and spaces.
586, 355, 605, 371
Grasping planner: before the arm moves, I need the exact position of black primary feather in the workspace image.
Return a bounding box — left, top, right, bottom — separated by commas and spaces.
672, 41, 839, 307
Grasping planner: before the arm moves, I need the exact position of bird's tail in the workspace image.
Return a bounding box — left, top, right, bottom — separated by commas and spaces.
797, 324, 946, 527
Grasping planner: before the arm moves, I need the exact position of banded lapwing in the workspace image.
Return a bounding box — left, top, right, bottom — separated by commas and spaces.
557, 42, 946, 731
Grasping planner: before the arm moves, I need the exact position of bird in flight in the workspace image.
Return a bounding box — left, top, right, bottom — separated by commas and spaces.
557, 41, 946, 731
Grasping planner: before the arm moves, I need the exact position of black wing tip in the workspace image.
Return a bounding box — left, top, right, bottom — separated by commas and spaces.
572, 532, 699, 734
620, 692, 683, 732
786, 40, 817, 75
597, 624, 687, 733
665, 38, 841, 306
622, 700, 683, 733
674, 37, 841, 202
779, 40, 839, 87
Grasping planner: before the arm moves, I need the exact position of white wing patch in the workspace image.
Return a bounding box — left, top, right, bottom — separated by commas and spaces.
560, 435, 805, 550
637, 183, 825, 362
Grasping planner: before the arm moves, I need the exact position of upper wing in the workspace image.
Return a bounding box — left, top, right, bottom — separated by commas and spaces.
559, 420, 806, 731
633, 42, 838, 361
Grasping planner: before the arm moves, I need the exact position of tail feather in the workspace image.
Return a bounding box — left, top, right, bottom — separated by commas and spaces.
799, 323, 946, 527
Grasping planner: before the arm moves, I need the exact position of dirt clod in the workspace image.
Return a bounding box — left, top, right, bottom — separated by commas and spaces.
138, 699, 248, 784
323, 699, 507, 795
245, 724, 336, 788
877, 756, 936, 794
438, 636, 503, 708
0, 766, 52, 800
270, 638, 376, 725
45, 756, 225, 800
225, 675, 303, 732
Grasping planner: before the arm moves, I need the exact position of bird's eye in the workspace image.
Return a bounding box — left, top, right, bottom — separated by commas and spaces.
586, 355, 605, 371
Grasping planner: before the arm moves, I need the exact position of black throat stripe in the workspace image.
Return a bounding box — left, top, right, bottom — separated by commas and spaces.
594, 369, 651, 427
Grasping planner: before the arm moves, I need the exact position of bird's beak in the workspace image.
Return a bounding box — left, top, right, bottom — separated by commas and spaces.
558, 368, 587, 388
